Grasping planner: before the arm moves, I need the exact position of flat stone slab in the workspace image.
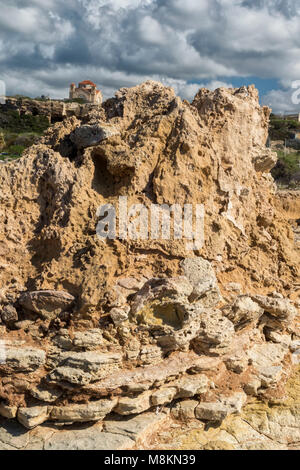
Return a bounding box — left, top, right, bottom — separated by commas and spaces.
103, 411, 168, 443
0, 418, 30, 450
0, 411, 169, 450
44, 426, 134, 450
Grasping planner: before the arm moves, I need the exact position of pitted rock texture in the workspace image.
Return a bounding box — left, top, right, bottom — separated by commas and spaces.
0, 81, 299, 449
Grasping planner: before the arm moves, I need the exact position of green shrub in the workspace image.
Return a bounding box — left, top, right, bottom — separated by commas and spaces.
269, 115, 300, 140
0, 111, 50, 133
4, 144, 27, 157
271, 150, 300, 184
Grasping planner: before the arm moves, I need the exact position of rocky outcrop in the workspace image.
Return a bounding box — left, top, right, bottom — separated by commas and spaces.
19, 290, 75, 320
0, 81, 299, 449
0, 98, 95, 124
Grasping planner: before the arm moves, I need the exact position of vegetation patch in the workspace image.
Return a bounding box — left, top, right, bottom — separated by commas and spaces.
269, 114, 300, 141
0, 111, 50, 159
271, 150, 300, 187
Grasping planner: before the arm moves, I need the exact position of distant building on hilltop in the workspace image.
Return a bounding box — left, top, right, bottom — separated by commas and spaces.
285, 113, 300, 122
274, 112, 300, 122
69, 80, 102, 104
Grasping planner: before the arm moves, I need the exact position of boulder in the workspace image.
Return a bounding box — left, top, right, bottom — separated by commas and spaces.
70, 123, 119, 149
0, 305, 18, 327
252, 148, 277, 172
109, 307, 129, 326
227, 296, 263, 329
72, 329, 103, 349
171, 400, 199, 420
180, 257, 221, 306
195, 402, 229, 422
50, 398, 118, 423
17, 407, 50, 429
115, 391, 152, 416
19, 290, 75, 320
151, 387, 177, 406
192, 311, 235, 353
251, 295, 297, 325
0, 404, 18, 419
3, 345, 46, 372
48, 351, 122, 385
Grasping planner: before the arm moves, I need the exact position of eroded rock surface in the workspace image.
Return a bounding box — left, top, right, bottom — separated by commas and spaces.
0, 81, 299, 449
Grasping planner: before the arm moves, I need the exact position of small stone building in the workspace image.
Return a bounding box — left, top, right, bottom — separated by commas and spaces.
69, 80, 102, 104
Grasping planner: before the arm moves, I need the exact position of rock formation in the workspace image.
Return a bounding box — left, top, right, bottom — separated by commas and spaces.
0, 97, 96, 125
0, 81, 299, 449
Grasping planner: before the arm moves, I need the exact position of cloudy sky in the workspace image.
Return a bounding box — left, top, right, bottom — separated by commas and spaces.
1, 0, 300, 112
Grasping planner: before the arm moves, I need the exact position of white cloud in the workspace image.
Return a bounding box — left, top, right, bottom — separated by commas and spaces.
160, 78, 233, 101
1, 0, 300, 109
262, 87, 300, 114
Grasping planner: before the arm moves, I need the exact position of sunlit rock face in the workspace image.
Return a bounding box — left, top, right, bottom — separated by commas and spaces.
0, 81, 299, 447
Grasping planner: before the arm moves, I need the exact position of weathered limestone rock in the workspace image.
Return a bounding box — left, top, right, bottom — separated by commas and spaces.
131, 277, 193, 319
72, 329, 103, 349
247, 343, 287, 390
17, 407, 50, 429
30, 385, 62, 403
225, 354, 249, 374
180, 257, 221, 306
0, 81, 299, 449
45, 426, 134, 451
290, 340, 300, 352
48, 351, 122, 385
52, 330, 73, 350
117, 277, 144, 292
0, 305, 18, 327
48, 366, 94, 385
109, 307, 129, 326
140, 345, 163, 364
115, 392, 152, 416
220, 392, 247, 414
171, 400, 199, 420
0, 418, 31, 450
174, 374, 209, 398
0, 403, 18, 419
244, 377, 262, 396
252, 148, 277, 173
151, 387, 177, 406
2, 345, 46, 372
103, 411, 168, 443
258, 366, 283, 387
131, 278, 216, 353
171, 392, 247, 424
251, 295, 297, 326
192, 311, 235, 353
50, 398, 118, 423
70, 123, 119, 149
195, 402, 230, 422
266, 331, 291, 347
82, 352, 220, 398
227, 296, 263, 329
19, 290, 75, 320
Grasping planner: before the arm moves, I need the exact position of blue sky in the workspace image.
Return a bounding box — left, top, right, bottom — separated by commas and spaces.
0, 0, 300, 113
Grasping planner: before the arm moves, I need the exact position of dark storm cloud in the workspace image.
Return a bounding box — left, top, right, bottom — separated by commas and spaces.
0, 0, 300, 112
